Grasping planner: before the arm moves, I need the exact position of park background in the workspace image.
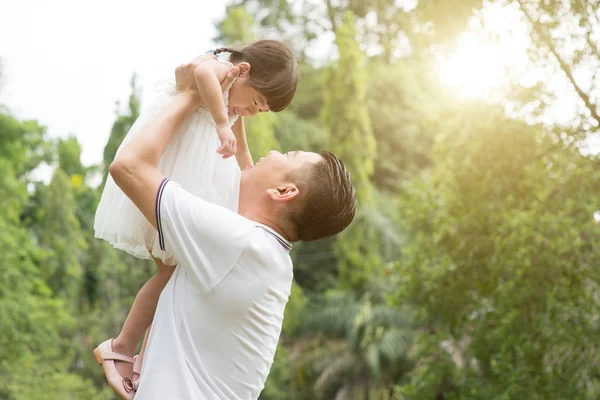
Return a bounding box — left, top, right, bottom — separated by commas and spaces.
2, 0, 600, 398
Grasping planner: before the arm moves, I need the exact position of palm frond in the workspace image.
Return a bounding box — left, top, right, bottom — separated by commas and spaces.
300, 303, 360, 338
370, 305, 413, 329
313, 353, 358, 399
367, 344, 382, 380
377, 328, 412, 363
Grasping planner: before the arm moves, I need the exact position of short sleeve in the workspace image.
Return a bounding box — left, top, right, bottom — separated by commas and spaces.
156, 179, 253, 291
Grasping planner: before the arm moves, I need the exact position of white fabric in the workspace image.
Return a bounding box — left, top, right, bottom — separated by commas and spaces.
135, 181, 294, 400
93, 57, 239, 265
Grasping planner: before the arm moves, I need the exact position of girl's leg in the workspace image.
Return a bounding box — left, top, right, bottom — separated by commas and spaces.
111, 259, 175, 379
132, 325, 151, 385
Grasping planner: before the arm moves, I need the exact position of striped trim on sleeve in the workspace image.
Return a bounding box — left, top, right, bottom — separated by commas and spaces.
156, 178, 169, 251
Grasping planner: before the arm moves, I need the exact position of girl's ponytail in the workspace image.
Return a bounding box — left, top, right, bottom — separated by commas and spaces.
214, 47, 243, 58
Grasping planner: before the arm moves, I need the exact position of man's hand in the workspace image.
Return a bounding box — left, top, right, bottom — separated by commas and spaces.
175, 54, 240, 105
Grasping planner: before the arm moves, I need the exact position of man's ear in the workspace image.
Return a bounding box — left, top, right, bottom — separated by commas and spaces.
266, 183, 299, 202
236, 62, 251, 76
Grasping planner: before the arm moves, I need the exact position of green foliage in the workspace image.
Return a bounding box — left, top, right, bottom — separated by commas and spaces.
290, 237, 338, 294
282, 280, 309, 335
323, 11, 376, 204
413, 0, 484, 42
259, 345, 293, 400
275, 111, 327, 154
323, 11, 382, 292
246, 112, 281, 158
58, 135, 86, 177
0, 113, 52, 176
35, 168, 86, 300
291, 295, 414, 399
215, 6, 256, 44
366, 61, 443, 192
3, 1, 600, 399
395, 101, 600, 399
513, 0, 600, 133
0, 115, 109, 399
0, 75, 152, 397
287, 63, 326, 121
102, 75, 140, 181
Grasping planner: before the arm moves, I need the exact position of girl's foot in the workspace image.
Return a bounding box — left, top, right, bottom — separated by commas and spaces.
111, 336, 136, 383
93, 339, 136, 400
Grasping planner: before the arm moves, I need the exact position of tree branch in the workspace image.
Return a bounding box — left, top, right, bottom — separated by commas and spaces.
583, 0, 600, 86
325, 0, 337, 32
516, 0, 600, 128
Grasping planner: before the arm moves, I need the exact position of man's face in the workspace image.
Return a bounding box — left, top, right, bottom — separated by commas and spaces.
244, 150, 322, 188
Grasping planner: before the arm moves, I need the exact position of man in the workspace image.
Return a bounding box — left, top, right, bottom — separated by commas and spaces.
108, 56, 356, 399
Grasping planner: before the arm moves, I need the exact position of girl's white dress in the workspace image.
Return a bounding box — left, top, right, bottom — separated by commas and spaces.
94, 58, 240, 266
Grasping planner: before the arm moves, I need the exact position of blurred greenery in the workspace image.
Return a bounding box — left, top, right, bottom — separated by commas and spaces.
2, 0, 600, 398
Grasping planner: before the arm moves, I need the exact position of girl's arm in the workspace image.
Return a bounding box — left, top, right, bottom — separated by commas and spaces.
232, 116, 254, 169
194, 59, 230, 128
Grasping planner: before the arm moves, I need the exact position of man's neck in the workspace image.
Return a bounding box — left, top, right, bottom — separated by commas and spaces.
238, 172, 295, 242
237, 206, 293, 242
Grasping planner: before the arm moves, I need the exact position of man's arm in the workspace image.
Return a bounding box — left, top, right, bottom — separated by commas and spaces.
109, 59, 239, 229
109, 95, 198, 229
232, 116, 254, 170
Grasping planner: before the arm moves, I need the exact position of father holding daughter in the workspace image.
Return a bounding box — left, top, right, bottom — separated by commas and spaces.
96, 48, 356, 399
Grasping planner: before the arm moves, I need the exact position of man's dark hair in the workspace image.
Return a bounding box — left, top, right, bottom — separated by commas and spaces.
287, 151, 356, 241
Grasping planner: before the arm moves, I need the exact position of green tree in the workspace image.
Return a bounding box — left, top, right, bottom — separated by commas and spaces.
412, 0, 484, 44
510, 0, 600, 133
0, 113, 52, 177
323, 11, 375, 204
396, 102, 600, 399
33, 168, 86, 301
0, 109, 109, 399
414, 0, 600, 136
57, 135, 86, 177
366, 61, 443, 192
215, 5, 256, 45
102, 74, 141, 182
226, 0, 417, 62
245, 111, 281, 158
323, 11, 380, 291
286, 63, 326, 121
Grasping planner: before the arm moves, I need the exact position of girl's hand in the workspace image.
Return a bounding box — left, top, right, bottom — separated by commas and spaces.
216, 124, 237, 158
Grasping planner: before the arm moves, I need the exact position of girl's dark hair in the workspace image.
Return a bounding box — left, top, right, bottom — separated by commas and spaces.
214, 40, 299, 112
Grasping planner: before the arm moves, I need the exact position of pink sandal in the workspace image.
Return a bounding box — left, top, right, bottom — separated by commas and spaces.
132, 354, 143, 388
93, 339, 136, 400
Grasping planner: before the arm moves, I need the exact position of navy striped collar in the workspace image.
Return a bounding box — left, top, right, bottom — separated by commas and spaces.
255, 223, 293, 252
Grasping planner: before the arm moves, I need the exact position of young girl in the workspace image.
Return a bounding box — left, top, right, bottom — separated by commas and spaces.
92, 40, 298, 399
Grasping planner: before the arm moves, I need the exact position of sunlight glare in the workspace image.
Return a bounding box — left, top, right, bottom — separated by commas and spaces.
436, 3, 530, 99
437, 37, 508, 98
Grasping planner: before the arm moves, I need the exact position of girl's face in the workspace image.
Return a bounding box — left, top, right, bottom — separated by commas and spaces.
227, 62, 269, 117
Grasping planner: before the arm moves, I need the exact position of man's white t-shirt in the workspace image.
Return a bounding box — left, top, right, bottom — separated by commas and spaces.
135, 178, 293, 400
